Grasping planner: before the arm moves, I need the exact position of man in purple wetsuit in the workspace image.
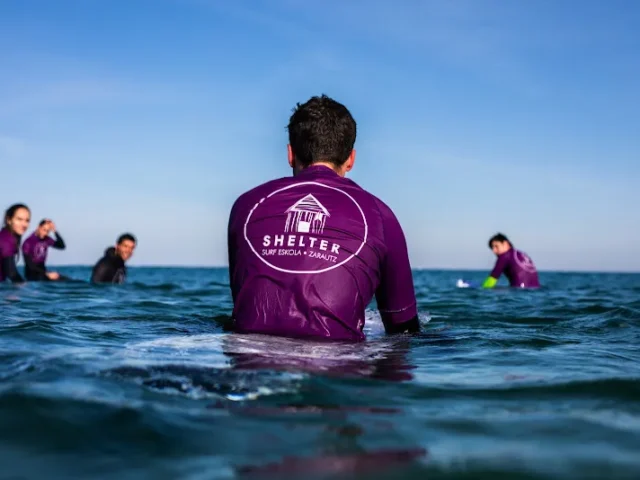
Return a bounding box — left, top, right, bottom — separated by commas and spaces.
482, 233, 540, 288
22, 219, 67, 281
227, 95, 419, 341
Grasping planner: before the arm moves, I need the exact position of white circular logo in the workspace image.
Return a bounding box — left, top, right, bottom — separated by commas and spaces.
34, 243, 47, 261
243, 182, 368, 274
514, 250, 536, 273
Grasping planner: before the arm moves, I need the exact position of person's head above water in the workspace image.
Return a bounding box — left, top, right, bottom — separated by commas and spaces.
36, 219, 54, 238
4, 204, 31, 236
488, 233, 512, 256
115, 233, 136, 262
287, 94, 357, 177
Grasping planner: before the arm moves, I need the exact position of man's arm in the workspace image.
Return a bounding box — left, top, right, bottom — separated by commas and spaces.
227, 199, 240, 304
384, 315, 420, 334
482, 255, 507, 289
51, 232, 66, 250
1, 256, 25, 283
24, 254, 48, 280
374, 204, 420, 335
47, 222, 65, 250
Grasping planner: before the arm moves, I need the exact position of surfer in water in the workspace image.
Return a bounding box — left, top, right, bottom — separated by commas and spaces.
227, 94, 420, 341
90, 233, 136, 284
21, 219, 67, 281
0, 204, 31, 284
482, 233, 540, 288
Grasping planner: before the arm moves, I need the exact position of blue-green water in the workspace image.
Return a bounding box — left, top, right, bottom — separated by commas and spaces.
1, 268, 639, 479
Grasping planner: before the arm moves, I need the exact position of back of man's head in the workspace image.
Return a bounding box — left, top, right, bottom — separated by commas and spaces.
287, 94, 357, 168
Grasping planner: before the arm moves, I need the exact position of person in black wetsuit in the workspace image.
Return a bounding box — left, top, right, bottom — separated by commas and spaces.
21, 219, 68, 281
91, 233, 137, 284
0, 204, 31, 284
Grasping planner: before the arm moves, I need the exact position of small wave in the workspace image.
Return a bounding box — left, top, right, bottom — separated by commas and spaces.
410, 377, 640, 401
104, 364, 305, 401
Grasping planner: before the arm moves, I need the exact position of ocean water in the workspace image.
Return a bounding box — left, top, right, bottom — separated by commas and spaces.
1, 267, 639, 480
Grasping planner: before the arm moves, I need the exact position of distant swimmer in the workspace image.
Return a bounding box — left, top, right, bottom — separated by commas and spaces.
0, 204, 31, 284
22, 219, 67, 281
227, 95, 419, 341
90, 233, 136, 284
482, 233, 540, 288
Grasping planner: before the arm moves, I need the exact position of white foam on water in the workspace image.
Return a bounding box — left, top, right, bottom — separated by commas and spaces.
119, 309, 428, 384
120, 334, 230, 369
130, 333, 227, 350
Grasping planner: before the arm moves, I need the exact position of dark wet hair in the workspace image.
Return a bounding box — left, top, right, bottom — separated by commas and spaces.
117, 233, 136, 245
39, 219, 49, 227
488, 233, 512, 249
287, 94, 357, 168
4, 203, 30, 229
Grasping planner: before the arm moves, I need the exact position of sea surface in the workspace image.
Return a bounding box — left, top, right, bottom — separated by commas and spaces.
1, 268, 639, 479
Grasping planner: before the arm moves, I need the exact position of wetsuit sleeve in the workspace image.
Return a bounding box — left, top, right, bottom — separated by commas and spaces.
24, 254, 48, 280
483, 255, 508, 288
227, 199, 239, 303
52, 233, 65, 249
384, 315, 421, 334
374, 203, 419, 334
1, 256, 25, 283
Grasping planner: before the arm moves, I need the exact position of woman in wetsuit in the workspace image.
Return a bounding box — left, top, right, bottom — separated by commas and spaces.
22, 219, 68, 281
0, 204, 31, 284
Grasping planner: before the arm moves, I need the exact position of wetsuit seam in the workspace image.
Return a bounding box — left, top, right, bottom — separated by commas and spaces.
372, 198, 388, 262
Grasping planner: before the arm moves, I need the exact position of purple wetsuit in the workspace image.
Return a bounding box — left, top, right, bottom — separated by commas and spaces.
0, 227, 20, 283
227, 165, 418, 341
491, 248, 540, 288
21, 232, 66, 281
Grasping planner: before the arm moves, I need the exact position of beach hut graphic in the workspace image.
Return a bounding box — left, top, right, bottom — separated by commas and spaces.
284, 194, 330, 234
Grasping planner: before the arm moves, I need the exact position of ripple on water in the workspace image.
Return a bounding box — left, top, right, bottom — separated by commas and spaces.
0, 268, 639, 479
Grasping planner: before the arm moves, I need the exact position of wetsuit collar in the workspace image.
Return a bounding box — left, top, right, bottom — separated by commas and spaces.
296, 164, 341, 178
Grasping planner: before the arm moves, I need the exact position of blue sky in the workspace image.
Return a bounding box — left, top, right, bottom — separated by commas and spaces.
1, 0, 638, 271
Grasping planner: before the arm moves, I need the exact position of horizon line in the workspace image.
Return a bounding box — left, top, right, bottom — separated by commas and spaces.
41, 264, 640, 274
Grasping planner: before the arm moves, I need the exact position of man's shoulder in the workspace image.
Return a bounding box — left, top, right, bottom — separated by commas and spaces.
91, 257, 104, 270
22, 234, 35, 248
513, 248, 537, 268
318, 176, 394, 215
350, 185, 401, 224
231, 176, 292, 212
27, 235, 44, 248
230, 174, 402, 226
92, 252, 111, 268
